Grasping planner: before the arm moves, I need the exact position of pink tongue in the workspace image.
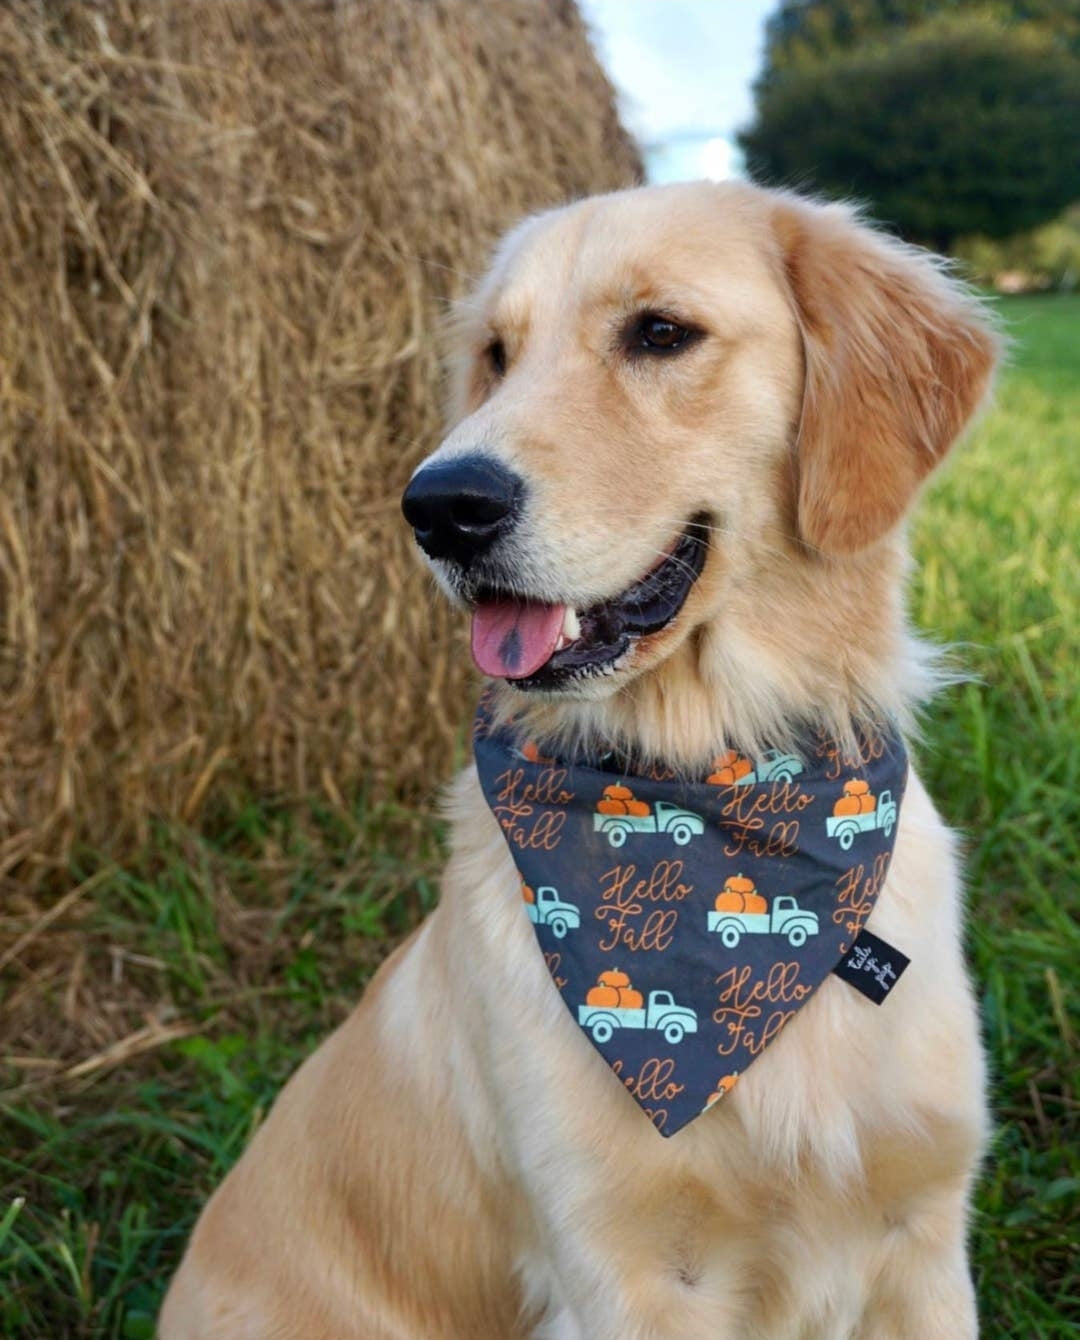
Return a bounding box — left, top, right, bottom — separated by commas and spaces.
471, 601, 566, 679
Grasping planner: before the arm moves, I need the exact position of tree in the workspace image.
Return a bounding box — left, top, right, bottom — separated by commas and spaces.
740, 18, 1080, 251
760, 0, 1080, 78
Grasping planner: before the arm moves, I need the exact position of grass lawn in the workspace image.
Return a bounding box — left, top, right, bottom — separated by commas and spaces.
1, 293, 1077, 1338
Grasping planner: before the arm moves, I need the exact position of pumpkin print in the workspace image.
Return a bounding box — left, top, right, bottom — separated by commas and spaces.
603, 783, 633, 801
587, 968, 642, 1009
597, 798, 628, 816
835, 777, 876, 816
521, 882, 535, 904
586, 984, 621, 1008
707, 750, 752, 785
714, 874, 767, 914
707, 1073, 740, 1106
623, 799, 650, 817
598, 968, 631, 989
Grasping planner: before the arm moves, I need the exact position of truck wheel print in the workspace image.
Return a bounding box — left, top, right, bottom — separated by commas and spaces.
606, 825, 627, 848
663, 1021, 685, 1044
884, 813, 896, 837
786, 924, 808, 948
591, 1018, 614, 1044
719, 923, 741, 949
549, 915, 568, 939
837, 824, 856, 851
670, 822, 694, 846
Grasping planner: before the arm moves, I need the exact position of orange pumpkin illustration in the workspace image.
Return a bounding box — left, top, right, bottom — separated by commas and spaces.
714, 874, 766, 914
586, 984, 621, 1008
616, 987, 644, 1009
707, 750, 753, 785
598, 968, 631, 989
834, 777, 876, 817
521, 882, 535, 904
521, 740, 554, 765
623, 799, 650, 817
598, 783, 637, 817
707, 1073, 740, 1106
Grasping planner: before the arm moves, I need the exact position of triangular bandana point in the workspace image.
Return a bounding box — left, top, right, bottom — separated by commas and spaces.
474, 701, 908, 1137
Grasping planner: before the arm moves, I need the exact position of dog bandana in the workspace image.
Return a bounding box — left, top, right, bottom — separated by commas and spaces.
473, 700, 909, 1136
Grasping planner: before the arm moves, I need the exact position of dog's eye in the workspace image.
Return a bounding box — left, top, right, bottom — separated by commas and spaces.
626, 313, 698, 356
485, 338, 507, 377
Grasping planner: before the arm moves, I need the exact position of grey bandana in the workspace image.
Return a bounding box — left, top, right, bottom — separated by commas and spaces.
473, 700, 908, 1136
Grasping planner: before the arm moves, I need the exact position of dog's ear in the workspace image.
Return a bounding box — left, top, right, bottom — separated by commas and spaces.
772, 197, 1000, 555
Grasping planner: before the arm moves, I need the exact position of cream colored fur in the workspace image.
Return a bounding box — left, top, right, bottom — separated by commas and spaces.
160, 181, 999, 1340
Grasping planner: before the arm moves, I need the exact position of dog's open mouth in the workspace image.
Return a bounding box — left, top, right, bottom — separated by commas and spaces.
469, 514, 710, 690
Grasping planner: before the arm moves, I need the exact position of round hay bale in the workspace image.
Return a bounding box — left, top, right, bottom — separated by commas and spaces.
0, 0, 641, 870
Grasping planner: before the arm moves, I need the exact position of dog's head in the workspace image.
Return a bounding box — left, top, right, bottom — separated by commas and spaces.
402, 182, 999, 757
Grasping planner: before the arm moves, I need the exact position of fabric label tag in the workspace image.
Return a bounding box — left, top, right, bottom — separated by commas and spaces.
832, 928, 909, 1004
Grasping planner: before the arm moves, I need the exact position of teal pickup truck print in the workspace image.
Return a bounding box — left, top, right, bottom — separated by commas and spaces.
707, 894, 820, 949
826, 789, 898, 851
525, 886, 580, 939
593, 801, 705, 849
733, 750, 805, 786
577, 989, 699, 1046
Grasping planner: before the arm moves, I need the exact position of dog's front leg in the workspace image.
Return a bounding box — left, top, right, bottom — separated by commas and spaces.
533, 1298, 738, 1340
856, 1191, 979, 1340
524, 1247, 745, 1340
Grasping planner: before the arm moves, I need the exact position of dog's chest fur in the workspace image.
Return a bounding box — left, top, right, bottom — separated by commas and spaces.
418, 764, 987, 1339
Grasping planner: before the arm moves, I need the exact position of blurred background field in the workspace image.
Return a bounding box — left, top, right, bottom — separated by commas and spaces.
1, 1, 1077, 1336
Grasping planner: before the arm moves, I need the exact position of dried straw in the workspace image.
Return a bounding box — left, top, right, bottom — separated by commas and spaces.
0, 0, 641, 871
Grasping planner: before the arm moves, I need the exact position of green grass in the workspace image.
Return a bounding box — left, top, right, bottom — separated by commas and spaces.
911, 293, 1080, 1333
0, 801, 446, 1339
2, 294, 1078, 1338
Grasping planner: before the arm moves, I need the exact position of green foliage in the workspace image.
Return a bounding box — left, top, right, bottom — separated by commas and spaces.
761, 0, 1080, 75
1, 793, 445, 1338
909, 295, 1080, 1330
741, 17, 1080, 250
955, 206, 1080, 291
1, 298, 1078, 1336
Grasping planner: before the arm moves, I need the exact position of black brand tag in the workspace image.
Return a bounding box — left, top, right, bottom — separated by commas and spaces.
832, 929, 910, 1004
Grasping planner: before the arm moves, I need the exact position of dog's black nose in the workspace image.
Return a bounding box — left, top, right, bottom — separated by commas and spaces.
401, 455, 523, 568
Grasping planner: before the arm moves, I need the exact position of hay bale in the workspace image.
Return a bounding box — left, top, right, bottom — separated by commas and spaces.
0, 0, 640, 871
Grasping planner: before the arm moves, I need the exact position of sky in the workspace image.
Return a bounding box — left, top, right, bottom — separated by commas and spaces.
578, 0, 777, 180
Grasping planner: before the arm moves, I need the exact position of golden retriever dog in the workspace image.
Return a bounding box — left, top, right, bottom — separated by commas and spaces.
161, 181, 999, 1339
